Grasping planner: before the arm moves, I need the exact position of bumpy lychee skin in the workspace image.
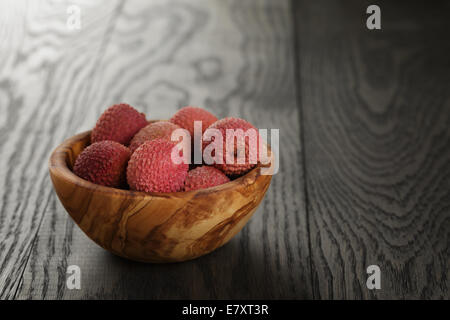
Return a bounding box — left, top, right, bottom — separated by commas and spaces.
91, 103, 147, 145
184, 166, 230, 191
73, 141, 131, 188
203, 117, 259, 176
129, 121, 181, 153
170, 106, 218, 137
127, 139, 188, 193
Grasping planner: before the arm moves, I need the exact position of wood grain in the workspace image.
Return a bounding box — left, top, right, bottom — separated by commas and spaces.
294, 0, 450, 299
11, 0, 311, 299
3, 0, 446, 300
0, 0, 121, 299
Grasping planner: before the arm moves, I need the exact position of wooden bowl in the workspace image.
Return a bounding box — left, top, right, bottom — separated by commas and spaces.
48, 131, 272, 263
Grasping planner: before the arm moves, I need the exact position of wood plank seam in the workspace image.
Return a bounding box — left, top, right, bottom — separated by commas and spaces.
290, 0, 316, 300
11, 192, 53, 299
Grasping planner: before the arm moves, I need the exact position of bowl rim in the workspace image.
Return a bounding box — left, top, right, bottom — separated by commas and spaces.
49, 130, 271, 199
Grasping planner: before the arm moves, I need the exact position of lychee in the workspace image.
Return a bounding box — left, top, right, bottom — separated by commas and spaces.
203, 117, 259, 176
184, 166, 230, 191
73, 140, 131, 187
170, 106, 218, 137
127, 139, 188, 193
91, 103, 147, 145
129, 121, 181, 153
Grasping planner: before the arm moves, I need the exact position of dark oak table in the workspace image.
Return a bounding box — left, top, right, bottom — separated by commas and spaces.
0, 0, 448, 299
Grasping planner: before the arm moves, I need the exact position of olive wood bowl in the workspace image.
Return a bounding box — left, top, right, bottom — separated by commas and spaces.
49, 130, 272, 263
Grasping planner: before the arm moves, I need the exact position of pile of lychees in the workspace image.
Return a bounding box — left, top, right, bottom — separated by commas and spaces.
73, 104, 260, 193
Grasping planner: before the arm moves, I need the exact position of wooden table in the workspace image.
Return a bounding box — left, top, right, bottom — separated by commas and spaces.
0, 0, 448, 299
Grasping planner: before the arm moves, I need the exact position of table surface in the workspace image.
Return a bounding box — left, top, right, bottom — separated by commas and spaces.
0, 0, 448, 300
